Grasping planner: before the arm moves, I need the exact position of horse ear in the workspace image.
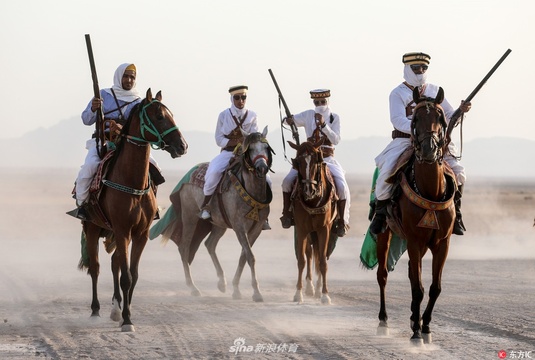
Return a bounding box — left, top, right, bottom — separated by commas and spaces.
288, 141, 299, 150
261, 125, 268, 138
155, 90, 162, 101
413, 86, 420, 103
435, 87, 444, 104
146, 88, 153, 101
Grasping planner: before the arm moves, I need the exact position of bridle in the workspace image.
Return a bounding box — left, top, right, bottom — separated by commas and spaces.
242, 134, 274, 176
123, 99, 179, 150
411, 100, 447, 164
294, 145, 324, 200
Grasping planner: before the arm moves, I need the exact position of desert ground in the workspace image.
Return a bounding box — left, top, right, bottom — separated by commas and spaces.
1, 168, 534, 359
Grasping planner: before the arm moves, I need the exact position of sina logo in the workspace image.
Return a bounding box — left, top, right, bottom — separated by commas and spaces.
229, 337, 254, 354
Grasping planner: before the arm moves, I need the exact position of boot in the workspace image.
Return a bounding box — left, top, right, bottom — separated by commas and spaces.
149, 163, 166, 186
453, 185, 466, 236
280, 191, 293, 229
336, 199, 349, 237
262, 219, 271, 230
67, 202, 90, 221
199, 195, 212, 220
370, 199, 389, 235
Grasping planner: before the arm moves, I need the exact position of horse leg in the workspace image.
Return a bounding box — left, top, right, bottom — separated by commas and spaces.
376, 230, 391, 335
127, 233, 148, 315
205, 227, 227, 293
421, 238, 450, 344
294, 232, 307, 304
85, 224, 101, 318
177, 217, 203, 297
407, 247, 426, 345
232, 231, 263, 302
114, 235, 134, 332
304, 238, 315, 297
110, 250, 122, 322
317, 229, 331, 305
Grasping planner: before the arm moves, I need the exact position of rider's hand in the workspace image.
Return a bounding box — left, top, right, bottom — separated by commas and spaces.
314, 113, 325, 127
91, 97, 103, 112
285, 116, 295, 126
460, 100, 471, 113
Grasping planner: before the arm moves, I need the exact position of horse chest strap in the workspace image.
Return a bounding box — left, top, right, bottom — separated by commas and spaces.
231, 174, 270, 222
102, 178, 151, 195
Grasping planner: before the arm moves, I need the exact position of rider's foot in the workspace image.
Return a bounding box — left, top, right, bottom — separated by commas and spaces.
280, 215, 293, 229
200, 209, 211, 220
336, 219, 349, 237
262, 219, 271, 230
452, 218, 465, 235
370, 213, 386, 235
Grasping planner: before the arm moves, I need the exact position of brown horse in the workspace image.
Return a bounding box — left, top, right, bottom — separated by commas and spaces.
150, 126, 273, 302
376, 87, 456, 344
288, 140, 337, 304
82, 89, 188, 332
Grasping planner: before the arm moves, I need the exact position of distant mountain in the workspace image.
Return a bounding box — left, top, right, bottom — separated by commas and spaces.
2, 117, 535, 178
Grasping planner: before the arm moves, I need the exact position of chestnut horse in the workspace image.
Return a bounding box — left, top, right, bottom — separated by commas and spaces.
82, 89, 188, 332
150, 127, 273, 302
288, 140, 337, 304
376, 87, 456, 344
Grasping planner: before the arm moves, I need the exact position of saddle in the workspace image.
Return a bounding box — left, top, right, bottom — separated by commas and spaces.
384, 148, 457, 238
74, 150, 158, 230
289, 165, 339, 215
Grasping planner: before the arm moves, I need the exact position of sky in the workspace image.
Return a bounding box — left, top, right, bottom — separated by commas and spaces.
1, 0, 532, 143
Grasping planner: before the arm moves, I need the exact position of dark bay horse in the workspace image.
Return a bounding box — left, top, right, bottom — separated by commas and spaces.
82, 89, 188, 332
150, 126, 273, 302
376, 87, 456, 344
288, 140, 337, 304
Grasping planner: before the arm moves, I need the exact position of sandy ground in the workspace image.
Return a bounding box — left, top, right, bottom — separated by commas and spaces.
1, 168, 534, 359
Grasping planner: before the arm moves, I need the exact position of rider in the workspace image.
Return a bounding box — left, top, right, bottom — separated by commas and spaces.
369, 52, 471, 236
280, 89, 351, 237
73, 63, 165, 220
200, 85, 272, 230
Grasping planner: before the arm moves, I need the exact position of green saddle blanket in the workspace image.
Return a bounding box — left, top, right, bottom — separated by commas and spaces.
360, 167, 407, 272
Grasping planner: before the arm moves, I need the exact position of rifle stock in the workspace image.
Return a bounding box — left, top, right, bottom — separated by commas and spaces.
447, 49, 512, 138
268, 69, 300, 145
84, 34, 105, 158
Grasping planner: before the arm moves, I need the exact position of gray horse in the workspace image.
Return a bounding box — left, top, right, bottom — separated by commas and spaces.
150, 126, 273, 302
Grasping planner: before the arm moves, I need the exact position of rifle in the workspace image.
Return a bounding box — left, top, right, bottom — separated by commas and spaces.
446, 49, 512, 140
84, 34, 105, 159
268, 69, 300, 145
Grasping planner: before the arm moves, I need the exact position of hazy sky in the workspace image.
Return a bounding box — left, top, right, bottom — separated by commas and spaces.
1, 0, 531, 142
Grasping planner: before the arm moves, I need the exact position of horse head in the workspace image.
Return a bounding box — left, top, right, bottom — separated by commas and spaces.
240, 126, 274, 178
289, 140, 325, 201
126, 88, 188, 158
411, 87, 447, 164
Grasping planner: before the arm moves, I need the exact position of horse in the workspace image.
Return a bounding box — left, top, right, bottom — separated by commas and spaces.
81, 88, 188, 332
149, 126, 273, 302
375, 86, 456, 344
288, 139, 337, 305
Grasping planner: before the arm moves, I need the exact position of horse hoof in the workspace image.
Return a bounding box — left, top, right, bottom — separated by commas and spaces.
410, 336, 424, 346
191, 289, 202, 297
293, 292, 303, 303
252, 294, 264, 303
232, 291, 242, 300
422, 332, 432, 344
321, 294, 331, 305
121, 324, 135, 332
217, 280, 227, 293
376, 322, 389, 336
